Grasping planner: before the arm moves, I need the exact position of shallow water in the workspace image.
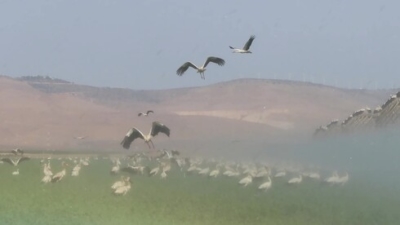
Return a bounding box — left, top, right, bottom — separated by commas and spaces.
1, 130, 400, 225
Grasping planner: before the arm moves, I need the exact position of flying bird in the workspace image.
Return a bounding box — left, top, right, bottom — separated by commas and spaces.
11, 148, 24, 155
229, 35, 255, 53
138, 110, 154, 117
74, 136, 87, 140
121, 121, 170, 149
176, 56, 225, 79
1, 157, 30, 166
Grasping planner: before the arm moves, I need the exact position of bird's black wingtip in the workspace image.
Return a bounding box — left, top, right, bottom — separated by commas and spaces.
229, 46, 234, 49
120, 139, 130, 150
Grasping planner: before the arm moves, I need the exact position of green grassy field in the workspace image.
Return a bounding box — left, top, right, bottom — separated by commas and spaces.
1, 158, 399, 225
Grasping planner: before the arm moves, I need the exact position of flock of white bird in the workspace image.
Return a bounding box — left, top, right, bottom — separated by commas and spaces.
175, 35, 256, 79
1, 147, 350, 197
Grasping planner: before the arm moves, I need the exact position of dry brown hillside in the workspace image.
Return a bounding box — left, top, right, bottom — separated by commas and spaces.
0, 76, 393, 152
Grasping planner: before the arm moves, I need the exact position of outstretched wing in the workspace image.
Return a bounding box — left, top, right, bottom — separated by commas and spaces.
176, 62, 198, 76
243, 35, 255, 50
203, 57, 225, 68
1, 158, 15, 166
150, 121, 170, 137
146, 110, 154, 114
138, 112, 143, 117
120, 128, 145, 150
16, 156, 30, 165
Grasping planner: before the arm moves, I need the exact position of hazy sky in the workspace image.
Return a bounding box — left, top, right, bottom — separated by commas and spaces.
0, 0, 399, 90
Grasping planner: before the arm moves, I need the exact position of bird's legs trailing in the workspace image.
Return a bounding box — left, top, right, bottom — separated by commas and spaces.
150, 140, 155, 149
145, 141, 151, 149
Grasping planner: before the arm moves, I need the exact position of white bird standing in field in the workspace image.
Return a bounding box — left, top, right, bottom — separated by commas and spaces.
176, 56, 225, 80
113, 177, 132, 196
274, 170, 286, 178
335, 172, 349, 185
121, 121, 170, 149
110, 158, 121, 174
43, 162, 52, 175
111, 176, 129, 190
41, 162, 53, 183
187, 165, 198, 173
149, 166, 160, 176
255, 167, 270, 178
198, 167, 210, 176
258, 176, 272, 191
110, 163, 120, 174
308, 172, 321, 180
12, 169, 19, 175
209, 167, 220, 178
160, 170, 167, 179
288, 175, 302, 184
71, 163, 82, 177
324, 171, 339, 184
239, 174, 253, 187
223, 170, 240, 177
52, 162, 68, 183
114, 184, 131, 195
229, 35, 256, 53
80, 158, 89, 166
42, 175, 52, 183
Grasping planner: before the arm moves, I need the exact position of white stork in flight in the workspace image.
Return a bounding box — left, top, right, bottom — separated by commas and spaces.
229, 35, 256, 53
121, 121, 170, 149
176, 56, 225, 80
138, 110, 154, 117
74, 136, 87, 140
11, 148, 24, 155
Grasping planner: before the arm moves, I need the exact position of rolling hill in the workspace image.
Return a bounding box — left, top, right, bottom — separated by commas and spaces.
0, 75, 394, 153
